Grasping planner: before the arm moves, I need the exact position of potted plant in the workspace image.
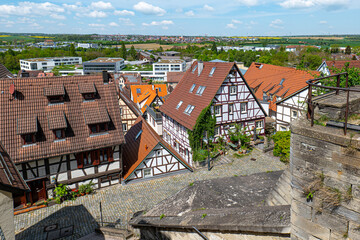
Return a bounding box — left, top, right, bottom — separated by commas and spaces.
54, 184, 70, 204
79, 184, 86, 196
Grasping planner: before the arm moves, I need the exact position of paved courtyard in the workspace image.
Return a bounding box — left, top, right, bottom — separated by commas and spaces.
15, 149, 286, 240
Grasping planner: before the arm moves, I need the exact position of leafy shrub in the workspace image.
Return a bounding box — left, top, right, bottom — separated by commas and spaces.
79, 181, 95, 194
272, 131, 291, 163
54, 184, 70, 203
193, 148, 208, 162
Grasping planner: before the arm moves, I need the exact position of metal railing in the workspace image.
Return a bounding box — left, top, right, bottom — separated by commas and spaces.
306, 72, 360, 135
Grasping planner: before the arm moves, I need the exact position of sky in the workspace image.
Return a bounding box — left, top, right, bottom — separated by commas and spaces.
0, 0, 359, 36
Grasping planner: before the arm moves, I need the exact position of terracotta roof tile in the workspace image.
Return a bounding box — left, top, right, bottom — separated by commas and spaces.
160, 61, 235, 130
0, 75, 125, 163
78, 83, 96, 94
83, 107, 110, 125
123, 116, 192, 180
44, 84, 65, 96
0, 64, 13, 78
167, 72, 185, 83
325, 60, 360, 74
16, 116, 37, 135
47, 111, 67, 130
245, 63, 318, 103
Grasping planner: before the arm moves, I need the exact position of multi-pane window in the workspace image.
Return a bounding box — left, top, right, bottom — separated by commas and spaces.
22, 134, 36, 145
48, 95, 64, 104
256, 120, 263, 129
76, 148, 113, 168
89, 123, 108, 134
143, 168, 152, 178
54, 129, 65, 140
240, 102, 247, 113
229, 104, 233, 115
184, 105, 195, 115
196, 86, 206, 95
214, 105, 221, 116
189, 84, 196, 93
230, 86, 237, 95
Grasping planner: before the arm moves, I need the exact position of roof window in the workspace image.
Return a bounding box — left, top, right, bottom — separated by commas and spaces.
280, 78, 285, 85
136, 88, 141, 94
176, 101, 183, 110
135, 130, 143, 140
189, 84, 196, 93
192, 65, 197, 73
196, 86, 206, 96
209, 67, 216, 76
184, 105, 195, 115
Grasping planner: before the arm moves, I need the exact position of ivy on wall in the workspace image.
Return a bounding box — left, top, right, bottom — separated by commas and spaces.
188, 103, 216, 161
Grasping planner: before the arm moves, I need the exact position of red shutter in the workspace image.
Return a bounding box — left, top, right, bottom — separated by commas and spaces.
92, 151, 100, 165
108, 148, 114, 162
77, 153, 84, 169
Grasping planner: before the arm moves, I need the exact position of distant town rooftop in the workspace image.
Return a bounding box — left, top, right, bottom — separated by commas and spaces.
155, 59, 185, 64
87, 57, 124, 63
21, 56, 81, 62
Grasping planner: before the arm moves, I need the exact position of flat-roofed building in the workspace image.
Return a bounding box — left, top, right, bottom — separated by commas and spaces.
83, 57, 125, 74
20, 57, 82, 71
153, 59, 186, 81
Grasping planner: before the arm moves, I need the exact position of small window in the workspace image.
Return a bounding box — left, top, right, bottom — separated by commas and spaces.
176, 101, 183, 110
22, 134, 36, 145
292, 110, 298, 118
196, 86, 206, 96
89, 123, 108, 134
135, 130, 142, 140
122, 123, 127, 132
229, 104, 233, 115
143, 168, 152, 178
214, 105, 221, 116
156, 150, 161, 156
120, 107, 123, 116
184, 105, 195, 115
54, 129, 65, 140
209, 67, 216, 76
48, 95, 64, 104
240, 102, 247, 113
256, 120, 263, 129
280, 126, 287, 131
192, 65, 197, 73
83, 93, 95, 100
214, 127, 219, 136
280, 78, 285, 85
189, 84, 196, 93
230, 86, 237, 95
84, 153, 91, 165
136, 88, 141, 94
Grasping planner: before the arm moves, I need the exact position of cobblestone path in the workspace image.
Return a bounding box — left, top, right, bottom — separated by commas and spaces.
15, 149, 286, 240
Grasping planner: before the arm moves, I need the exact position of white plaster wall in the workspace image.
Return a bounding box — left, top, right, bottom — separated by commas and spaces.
0, 190, 15, 240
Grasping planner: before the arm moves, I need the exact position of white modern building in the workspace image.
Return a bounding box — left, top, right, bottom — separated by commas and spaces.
83, 57, 125, 74
20, 57, 82, 71
77, 43, 99, 49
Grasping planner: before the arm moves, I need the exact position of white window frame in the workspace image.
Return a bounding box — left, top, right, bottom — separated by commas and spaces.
176, 101, 183, 110
229, 104, 233, 115
196, 86, 206, 96
255, 120, 263, 129
230, 86, 237, 95
209, 67, 216, 76
292, 110, 298, 118
214, 105, 221, 116
122, 123, 127, 132
143, 168, 152, 178
240, 102, 247, 113
189, 84, 196, 93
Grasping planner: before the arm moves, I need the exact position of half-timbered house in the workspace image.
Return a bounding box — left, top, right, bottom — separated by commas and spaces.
0, 73, 125, 207
118, 90, 142, 134
123, 117, 192, 183
160, 61, 266, 166
245, 63, 318, 131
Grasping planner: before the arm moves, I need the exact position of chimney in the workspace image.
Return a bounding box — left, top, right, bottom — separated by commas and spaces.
198, 61, 203, 76
156, 88, 158, 95
102, 71, 109, 83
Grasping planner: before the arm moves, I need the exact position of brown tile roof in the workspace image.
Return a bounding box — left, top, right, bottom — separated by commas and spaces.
0, 75, 125, 163
83, 107, 110, 125
0, 142, 29, 193
16, 116, 38, 135
167, 72, 185, 83
0, 64, 13, 78
159, 61, 235, 130
78, 83, 96, 94
245, 63, 318, 111
18, 70, 43, 78
325, 60, 360, 74
122, 116, 192, 181
44, 84, 65, 96
47, 111, 67, 130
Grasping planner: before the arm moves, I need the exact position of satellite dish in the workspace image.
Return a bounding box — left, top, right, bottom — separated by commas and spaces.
9, 84, 15, 95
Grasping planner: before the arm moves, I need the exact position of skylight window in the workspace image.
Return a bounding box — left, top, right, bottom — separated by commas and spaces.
209, 67, 216, 76
136, 88, 141, 94
184, 105, 195, 115
196, 86, 206, 96
176, 101, 183, 110
280, 78, 285, 85
135, 130, 142, 140
189, 84, 196, 93
192, 65, 197, 73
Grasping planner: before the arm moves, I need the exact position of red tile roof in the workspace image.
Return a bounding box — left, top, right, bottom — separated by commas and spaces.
0, 64, 13, 78
167, 72, 185, 83
122, 116, 192, 181
245, 63, 318, 111
0, 75, 125, 163
130, 84, 167, 113
325, 60, 360, 74
0, 142, 29, 193
160, 61, 236, 130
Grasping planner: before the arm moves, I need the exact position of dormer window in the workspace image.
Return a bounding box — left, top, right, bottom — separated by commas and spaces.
44, 85, 65, 104
22, 134, 36, 145
79, 83, 97, 101
89, 123, 108, 134
54, 129, 65, 140
17, 116, 38, 146
83, 108, 111, 136
47, 112, 67, 141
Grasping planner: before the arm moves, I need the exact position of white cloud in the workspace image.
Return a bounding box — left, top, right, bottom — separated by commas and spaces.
203, 4, 214, 11
88, 10, 107, 18
63, 3, 82, 11
237, 0, 259, 6
109, 22, 119, 27
0, 2, 64, 16
319, 20, 327, 24
226, 23, 237, 29
133, 2, 166, 16
176, 8, 183, 13
119, 18, 135, 26
185, 10, 195, 17
89, 23, 105, 27
232, 19, 242, 24
280, 0, 349, 10
50, 14, 66, 20
269, 19, 284, 29
114, 10, 135, 16
142, 20, 174, 26
90, 1, 113, 10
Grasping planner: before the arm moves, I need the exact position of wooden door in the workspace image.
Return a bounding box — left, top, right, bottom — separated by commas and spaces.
28, 179, 47, 203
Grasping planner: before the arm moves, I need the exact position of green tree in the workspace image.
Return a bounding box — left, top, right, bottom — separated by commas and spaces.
121, 42, 127, 59
130, 45, 137, 60
345, 45, 351, 55
69, 43, 77, 56
211, 42, 217, 53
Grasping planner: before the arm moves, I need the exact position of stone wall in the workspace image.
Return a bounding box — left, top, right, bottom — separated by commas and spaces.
0, 190, 15, 240
290, 119, 360, 240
